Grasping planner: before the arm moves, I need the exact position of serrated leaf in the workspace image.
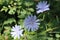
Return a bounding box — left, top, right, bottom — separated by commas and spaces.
8, 6, 16, 15
17, 2, 22, 5
1, 6, 8, 12
3, 18, 16, 25
24, 1, 33, 7
27, 8, 34, 12
21, 9, 27, 14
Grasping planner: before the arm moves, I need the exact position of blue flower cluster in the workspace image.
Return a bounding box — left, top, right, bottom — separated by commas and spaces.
24, 1, 50, 31
11, 1, 50, 39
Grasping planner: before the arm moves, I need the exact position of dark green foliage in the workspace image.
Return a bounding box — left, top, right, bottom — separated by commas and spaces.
0, 0, 60, 40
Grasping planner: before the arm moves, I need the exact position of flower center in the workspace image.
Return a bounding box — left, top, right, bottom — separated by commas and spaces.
30, 22, 34, 25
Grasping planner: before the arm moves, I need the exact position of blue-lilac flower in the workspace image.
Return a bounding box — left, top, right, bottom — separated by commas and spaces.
24, 15, 40, 31
11, 25, 23, 39
36, 1, 50, 14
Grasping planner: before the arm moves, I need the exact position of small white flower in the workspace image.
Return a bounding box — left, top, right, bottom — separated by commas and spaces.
11, 25, 23, 39
36, 1, 50, 14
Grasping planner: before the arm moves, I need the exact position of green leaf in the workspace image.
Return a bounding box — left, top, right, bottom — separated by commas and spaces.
24, 1, 33, 7
18, 9, 27, 18
0, 34, 5, 40
27, 8, 34, 12
4, 26, 11, 35
21, 9, 27, 14
17, 2, 22, 5
47, 37, 53, 40
1, 6, 8, 12
0, 0, 4, 4
3, 18, 16, 25
56, 34, 60, 38
8, 6, 16, 15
